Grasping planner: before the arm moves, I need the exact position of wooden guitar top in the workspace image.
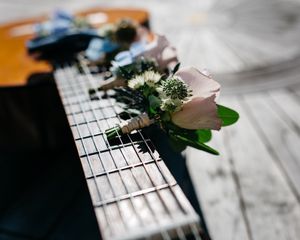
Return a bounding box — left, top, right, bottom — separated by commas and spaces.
0, 8, 149, 87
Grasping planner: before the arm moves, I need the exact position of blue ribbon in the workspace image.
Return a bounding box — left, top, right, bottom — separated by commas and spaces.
34, 10, 75, 37
112, 41, 147, 67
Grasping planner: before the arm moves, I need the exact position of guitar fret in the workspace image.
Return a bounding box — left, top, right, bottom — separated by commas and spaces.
94, 182, 177, 207
61, 65, 160, 233
65, 105, 117, 115
73, 60, 196, 239
54, 63, 202, 240
67, 111, 119, 125
84, 158, 163, 179
77, 139, 156, 158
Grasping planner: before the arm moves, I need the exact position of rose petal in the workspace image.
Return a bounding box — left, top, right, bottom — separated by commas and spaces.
175, 66, 220, 99
143, 35, 170, 57
139, 35, 178, 69
159, 46, 178, 69
172, 95, 222, 130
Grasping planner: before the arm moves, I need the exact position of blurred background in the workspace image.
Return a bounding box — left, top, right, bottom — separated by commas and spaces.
1, 0, 300, 239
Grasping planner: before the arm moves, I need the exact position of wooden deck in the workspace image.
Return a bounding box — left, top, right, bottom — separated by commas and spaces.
188, 86, 300, 240
1, 0, 300, 239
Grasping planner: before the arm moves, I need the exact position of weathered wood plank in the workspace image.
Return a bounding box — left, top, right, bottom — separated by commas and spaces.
243, 92, 300, 199
187, 131, 251, 240
268, 89, 300, 136
222, 95, 300, 240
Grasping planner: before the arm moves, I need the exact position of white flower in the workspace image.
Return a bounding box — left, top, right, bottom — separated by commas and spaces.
128, 75, 145, 89
143, 71, 161, 87
161, 98, 183, 112
161, 76, 190, 101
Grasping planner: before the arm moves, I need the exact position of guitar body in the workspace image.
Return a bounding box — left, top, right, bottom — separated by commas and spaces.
0, 7, 209, 240
0, 8, 149, 86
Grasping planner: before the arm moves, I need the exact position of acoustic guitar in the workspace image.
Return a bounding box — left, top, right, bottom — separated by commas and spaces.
0, 7, 207, 240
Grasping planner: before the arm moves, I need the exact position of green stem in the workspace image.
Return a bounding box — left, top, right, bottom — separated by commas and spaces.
105, 126, 122, 140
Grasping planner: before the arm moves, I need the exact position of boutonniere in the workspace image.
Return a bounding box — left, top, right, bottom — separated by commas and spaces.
98, 34, 178, 90
85, 19, 150, 63
105, 65, 239, 155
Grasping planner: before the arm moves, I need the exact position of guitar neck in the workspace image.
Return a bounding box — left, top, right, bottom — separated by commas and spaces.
54, 57, 203, 240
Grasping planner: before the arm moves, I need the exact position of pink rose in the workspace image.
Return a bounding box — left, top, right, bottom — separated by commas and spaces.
171, 67, 222, 130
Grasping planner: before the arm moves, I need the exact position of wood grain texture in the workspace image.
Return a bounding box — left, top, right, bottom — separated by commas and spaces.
224, 96, 300, 240
243, 92, 300, 200
187, 133, 251, 240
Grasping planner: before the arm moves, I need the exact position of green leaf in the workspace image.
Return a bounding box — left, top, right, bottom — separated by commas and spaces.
170, 132, 219, 155
166, 123, 211, 143
169, 134, 187, 152
195, 129, 212, 143
148, 95, 161, 114
148, 95, 161, 109
217, 104, 239, 126
119, 66, 134, 80
172, 62, 181, 75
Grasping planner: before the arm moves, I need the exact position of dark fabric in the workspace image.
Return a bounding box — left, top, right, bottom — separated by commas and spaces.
0, 76, 100, 240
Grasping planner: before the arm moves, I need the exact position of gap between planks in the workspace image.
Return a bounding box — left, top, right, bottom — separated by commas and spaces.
188, 91, 300, 240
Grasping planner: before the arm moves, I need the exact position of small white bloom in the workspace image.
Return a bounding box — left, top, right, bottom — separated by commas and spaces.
160, 98, 183, 112
128, 75, 145, 89
143, 71, 161, 87
161, 76, 190, 101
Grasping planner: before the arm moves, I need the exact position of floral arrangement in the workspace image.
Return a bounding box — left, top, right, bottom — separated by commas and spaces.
97, 34, 178, 90
83, 20, 239, 155
105, 64, 239, 155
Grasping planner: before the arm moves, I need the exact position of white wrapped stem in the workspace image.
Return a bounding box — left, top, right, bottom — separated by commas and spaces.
120, 113, 154, 134
99, 76, 126, 90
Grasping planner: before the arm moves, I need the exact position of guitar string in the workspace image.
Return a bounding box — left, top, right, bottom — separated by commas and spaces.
54, 68, 116, 238
67, 64, 174, 240
66, 64, 173, 240
77, 58, 187, 240
59, 65, 151, 238
75, 60, 180, 240
57, 59, 203, 240
78, 56, 202, 240
60, 60, 203, 240
60, 64, 172, 240
80, 58, 203, 240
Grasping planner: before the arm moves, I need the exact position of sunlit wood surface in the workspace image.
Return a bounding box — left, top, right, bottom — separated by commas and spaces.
1, 0, 300, 239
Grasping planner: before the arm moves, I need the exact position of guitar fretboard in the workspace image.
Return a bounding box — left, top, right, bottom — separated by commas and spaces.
54, 58, 202, 240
